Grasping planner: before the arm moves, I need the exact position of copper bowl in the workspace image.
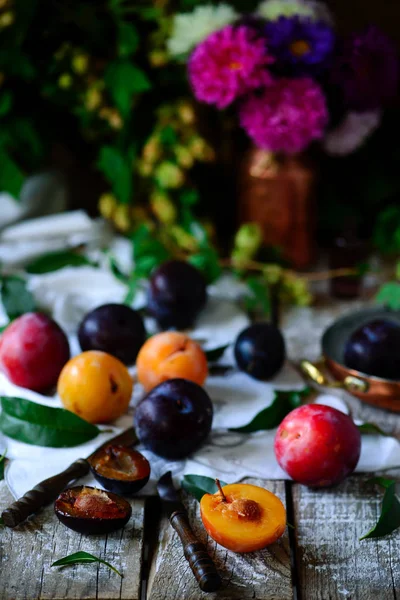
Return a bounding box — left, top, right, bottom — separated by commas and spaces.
300, 307, 400, 412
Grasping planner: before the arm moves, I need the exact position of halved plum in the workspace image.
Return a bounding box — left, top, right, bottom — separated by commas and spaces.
54, 486, 132, 534
89, 445, 151, 495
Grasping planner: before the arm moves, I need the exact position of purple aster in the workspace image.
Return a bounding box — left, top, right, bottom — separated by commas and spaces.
331, 26, 399, 111
264, 15, 335, 75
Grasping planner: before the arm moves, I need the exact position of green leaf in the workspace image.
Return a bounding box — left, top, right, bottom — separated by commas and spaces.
182, 475, 228, 502
118, 22, 139, 57
180, 190, 199, 206
131, 225, 170, 278
360, 478, 400, 540
51, 551, 122, 577
123, 275, 138, 305
244, 277, 271, 317
97, 146, 132, 205
188, 248, 222, 284
0, 397, 100, 448
373, 205, 400, 254
0, 151, 25, 198
25, 251, 92, 274
109, 256, 129, 284
358, 423, 388, 436
375, 282, 400, 310
159, 125, 177, 146
104, 61, 151, 116
0, 91, 12, 117
0, 449, 6, 481
0, 276, 36, 320
230, 388, 311, 433
205, 345, 229, 362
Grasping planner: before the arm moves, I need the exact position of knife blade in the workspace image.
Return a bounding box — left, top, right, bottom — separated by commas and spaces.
157, 471, 221, 594
2, 426, 137, 528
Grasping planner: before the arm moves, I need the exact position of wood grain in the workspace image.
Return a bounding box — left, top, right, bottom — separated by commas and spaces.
0, 482, 144, 600
146, 479, 293, 600
292, 476, 400, 600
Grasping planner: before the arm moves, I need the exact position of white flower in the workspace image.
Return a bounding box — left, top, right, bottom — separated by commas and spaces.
167, 4, 238, 57
323, 111, 382, 156
256, 0, 333, 23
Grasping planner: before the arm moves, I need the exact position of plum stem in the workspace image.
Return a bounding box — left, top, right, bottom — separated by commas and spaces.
215, 479, 227, 502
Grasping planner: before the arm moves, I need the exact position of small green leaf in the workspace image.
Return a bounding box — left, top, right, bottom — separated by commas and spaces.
188, 248, 222, 284
230, 388, 310, 433
182, 475, 228, 502
0, 91, 12, 117
118, 22, 139, 57
205, 345, 229, 362
0, 151, 25, 198
0, 449, 6, 481
358, 423, 388, 436
375, 282, 400, 310
244, 277, 271, 317
131, 225, 170, 278
104, 61, 151, 116
159, 125, 178, 146
97, 146, 132, 205
0, 276, 36, 320
25, 251, 92, 274
360, 478, 400, 540
180, 190, 199, 206
0, 397, 100, 448
51, 551, 123, 577
123, 275, 138, 305
109, 256, 129, 284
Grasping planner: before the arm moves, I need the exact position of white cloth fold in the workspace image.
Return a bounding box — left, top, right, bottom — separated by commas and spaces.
0, 210, 399, 500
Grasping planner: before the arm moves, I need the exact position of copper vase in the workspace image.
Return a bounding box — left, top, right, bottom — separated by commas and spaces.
237, 148, 316, 269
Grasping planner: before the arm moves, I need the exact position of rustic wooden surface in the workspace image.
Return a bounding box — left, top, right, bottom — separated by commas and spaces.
0, 299, 399, 599
0, 483, 145, 600
146, 480, 292, 600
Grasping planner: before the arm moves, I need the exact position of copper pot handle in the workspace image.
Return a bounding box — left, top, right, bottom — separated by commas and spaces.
300, 360, 369, 394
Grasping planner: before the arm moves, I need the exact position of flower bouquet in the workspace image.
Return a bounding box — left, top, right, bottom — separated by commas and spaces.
167, 0, 398, 266
168, 0, 398, 157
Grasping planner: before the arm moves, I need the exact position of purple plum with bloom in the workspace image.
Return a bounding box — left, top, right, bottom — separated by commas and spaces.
331, 26, 399, 111
264, 15, 335, 75
188, 25, 274, 109
239, 77, 328, 153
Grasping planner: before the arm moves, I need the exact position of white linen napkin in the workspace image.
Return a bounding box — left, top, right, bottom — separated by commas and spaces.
0, 211, 399, 500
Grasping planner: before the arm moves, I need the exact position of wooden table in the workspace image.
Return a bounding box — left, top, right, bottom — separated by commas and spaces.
1, 299, 399, 600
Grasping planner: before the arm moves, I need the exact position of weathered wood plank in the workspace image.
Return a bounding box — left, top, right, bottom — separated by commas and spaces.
292, 475, 400, 600
0, 481, 145, 600
146, 479, 293, 600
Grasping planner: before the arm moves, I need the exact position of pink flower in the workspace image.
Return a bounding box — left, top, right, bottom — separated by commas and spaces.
188, 25, 274, 109
239, 78, 328, 153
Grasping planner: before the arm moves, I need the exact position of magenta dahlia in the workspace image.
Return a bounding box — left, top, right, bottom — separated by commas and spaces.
188, 25, 274, 109
239, 78, 328, 153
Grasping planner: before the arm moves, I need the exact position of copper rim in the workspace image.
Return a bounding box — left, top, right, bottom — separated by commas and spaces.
325, 356, 400, 412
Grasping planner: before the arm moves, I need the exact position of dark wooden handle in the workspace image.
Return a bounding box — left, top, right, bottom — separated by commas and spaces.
1, 458, 90, 528
170, 510, 221, 593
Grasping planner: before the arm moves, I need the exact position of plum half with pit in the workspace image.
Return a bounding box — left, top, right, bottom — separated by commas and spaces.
234, 322, 285, 380
147, 260, 207, 329
344, 318, 400, 380
133, 378, 213, 459
89, 445, 150, 495
78, 303, 146, 365
54, 486, 132, 534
